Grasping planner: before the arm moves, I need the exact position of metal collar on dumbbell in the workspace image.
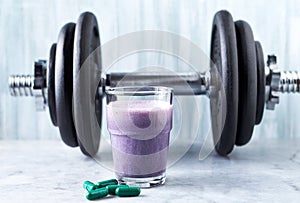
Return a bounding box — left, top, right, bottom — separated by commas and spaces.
9, 60, 48, 111
265, 55, 280, 110
266, 55, 300, 110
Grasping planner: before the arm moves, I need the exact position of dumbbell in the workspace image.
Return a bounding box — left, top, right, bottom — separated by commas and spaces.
8, 10, 300, 157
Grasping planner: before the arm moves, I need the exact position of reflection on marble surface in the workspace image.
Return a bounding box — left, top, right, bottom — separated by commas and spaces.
0, 138, 299, 202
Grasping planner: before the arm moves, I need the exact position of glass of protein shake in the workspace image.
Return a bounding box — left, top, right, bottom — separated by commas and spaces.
106, 86, 173, 187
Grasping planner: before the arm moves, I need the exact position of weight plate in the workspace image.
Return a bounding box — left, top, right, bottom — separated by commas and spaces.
48, 43, 58, 126
255, 41, 265, 125
234, 20, 257, 146
73, 12, 101, 156
210, 10, 239, 156
55, 23, 78, 147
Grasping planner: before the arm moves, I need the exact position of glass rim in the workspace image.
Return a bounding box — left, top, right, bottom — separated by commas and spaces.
105, 86, 173, 95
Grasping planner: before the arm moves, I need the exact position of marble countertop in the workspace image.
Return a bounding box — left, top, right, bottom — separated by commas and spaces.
0, 138, 299, 203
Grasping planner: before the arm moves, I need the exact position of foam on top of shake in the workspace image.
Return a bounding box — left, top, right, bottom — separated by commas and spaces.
107, 100, 171, 111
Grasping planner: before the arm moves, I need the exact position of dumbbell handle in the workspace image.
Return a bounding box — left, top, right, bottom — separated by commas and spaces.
106, 72, 209, 95
9, 71, 209, 96
8, 65, 300, 111
8, 69, 300, 96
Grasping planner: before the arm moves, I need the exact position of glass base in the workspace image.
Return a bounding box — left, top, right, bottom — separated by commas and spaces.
117, 172, 166, 188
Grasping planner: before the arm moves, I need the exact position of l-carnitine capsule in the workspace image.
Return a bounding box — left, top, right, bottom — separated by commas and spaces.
106, 185, 129, 195
115, 186, 141, 197
83, 181, 97, 191
97, 179, 118, 188
86, 188, 108, 200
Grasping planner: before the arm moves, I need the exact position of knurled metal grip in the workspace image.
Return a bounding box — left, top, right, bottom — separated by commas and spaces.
9, 68, 210, 97
8, 56, 300, 112
106, 72, 210, 96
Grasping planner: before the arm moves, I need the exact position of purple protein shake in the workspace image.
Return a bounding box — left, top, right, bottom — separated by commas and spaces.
106, 100, 173, 178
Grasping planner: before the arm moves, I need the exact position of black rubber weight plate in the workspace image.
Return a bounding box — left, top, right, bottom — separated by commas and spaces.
255, 41, 265, 125
210, 10, 239, 156
73, 12, 101, 156
48, 43, 58, 126
55, 23, 78, 147
235, 20, 257, 146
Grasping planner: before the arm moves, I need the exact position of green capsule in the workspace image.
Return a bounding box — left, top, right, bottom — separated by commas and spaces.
83, 181, 97, 191
97, 179, 118, 188
106, 185, 129, 195
115, 186, 141, 197
86, 187, 108, 200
